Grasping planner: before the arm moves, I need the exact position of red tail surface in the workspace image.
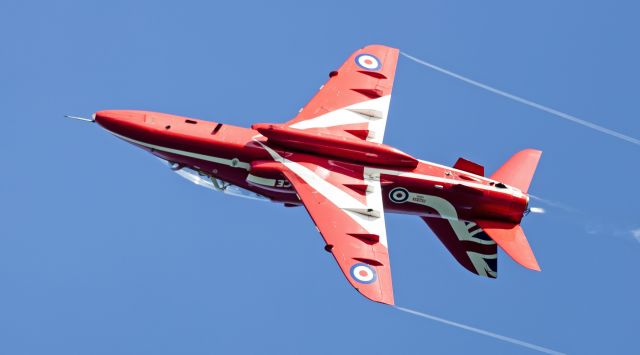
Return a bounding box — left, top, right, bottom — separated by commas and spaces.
476, 220, 540, 271
490, 149, 542, 193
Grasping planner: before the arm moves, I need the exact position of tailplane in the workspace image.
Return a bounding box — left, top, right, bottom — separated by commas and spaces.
421, 217, 540, 276
490, 149, 542, 193
475, 220, 540, 271
421, 217, 498, 278
422, 149, 543, 275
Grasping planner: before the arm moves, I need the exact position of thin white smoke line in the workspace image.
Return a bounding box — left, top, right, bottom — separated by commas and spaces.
400, 51, 640, 147
528, 195, 639, 243
394, 306, 566, 355
528, 194, 580, 214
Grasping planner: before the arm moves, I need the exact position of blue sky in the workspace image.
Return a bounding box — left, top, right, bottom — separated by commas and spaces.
1, 1, 639, 354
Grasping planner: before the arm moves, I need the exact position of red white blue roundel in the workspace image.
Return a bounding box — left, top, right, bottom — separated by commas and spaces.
350, 263, 377, 284
355, 54, 381, 71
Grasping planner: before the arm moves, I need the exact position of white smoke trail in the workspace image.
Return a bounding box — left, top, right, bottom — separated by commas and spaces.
528, 195, 639, 244
400, 52, 640, 147
529, 195, 579, 214
394, 306, 566, 355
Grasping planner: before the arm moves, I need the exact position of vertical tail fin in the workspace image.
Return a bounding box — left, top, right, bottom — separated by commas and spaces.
421, 216, 540, 274
421, 217, 498, 278
490, 149, 542, 193
483, 149, 542, 270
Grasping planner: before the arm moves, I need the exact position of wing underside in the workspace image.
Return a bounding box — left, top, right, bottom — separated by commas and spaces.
285, 44, 399, 144
255, 143, 394, 305
249, 45, 400, 304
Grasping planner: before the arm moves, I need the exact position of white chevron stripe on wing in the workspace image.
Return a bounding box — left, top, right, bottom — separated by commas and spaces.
289, 95, 391, 144
257, 141, 389, 247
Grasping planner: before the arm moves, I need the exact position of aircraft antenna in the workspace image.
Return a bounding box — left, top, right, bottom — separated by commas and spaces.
64, 115, 95, 123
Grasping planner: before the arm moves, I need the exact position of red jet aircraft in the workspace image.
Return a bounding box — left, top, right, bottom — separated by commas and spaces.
85, 45, 542, 305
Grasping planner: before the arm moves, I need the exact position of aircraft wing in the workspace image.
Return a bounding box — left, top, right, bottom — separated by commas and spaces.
254, 144, 394, 305
285, 44, 399, 144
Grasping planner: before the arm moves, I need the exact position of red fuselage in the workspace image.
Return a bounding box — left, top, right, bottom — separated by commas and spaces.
95, 110, 528, 224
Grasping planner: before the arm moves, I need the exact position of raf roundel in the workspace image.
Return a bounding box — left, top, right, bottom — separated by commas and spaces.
389, 187, 410, 203
355, 54, 381, 71
350, 263, 377, 284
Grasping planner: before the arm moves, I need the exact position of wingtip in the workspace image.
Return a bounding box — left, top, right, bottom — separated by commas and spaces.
527, 261, 542, 272
379, 293, 395, 306
354, 284, 395, 306
514, 243, 541, 272
514, 251, 541, 272
374, 296, 395, 306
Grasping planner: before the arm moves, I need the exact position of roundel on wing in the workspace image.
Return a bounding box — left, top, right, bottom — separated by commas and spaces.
355, 54, 381, 71
389, 187, 409, 203
350, 263, 377, 284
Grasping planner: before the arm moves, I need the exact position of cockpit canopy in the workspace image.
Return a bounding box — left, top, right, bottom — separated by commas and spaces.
160, 159, 269, 202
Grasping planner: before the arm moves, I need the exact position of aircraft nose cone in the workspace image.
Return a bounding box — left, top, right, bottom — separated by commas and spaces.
94, 110, 146, 126
94, 110, 147, 135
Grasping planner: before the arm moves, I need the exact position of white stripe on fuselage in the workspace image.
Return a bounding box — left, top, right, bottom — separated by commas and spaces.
107, 130, 523, 200
404, 192, 495, 245
109, 132, 251, 170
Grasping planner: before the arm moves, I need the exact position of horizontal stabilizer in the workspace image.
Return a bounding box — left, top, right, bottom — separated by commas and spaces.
421, 216, 498, 278
476, 220, 540, 271
490, 149, 542, 193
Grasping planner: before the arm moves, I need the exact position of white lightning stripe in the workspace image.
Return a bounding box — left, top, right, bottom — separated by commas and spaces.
394, 306, 566, 355
412, 194, 497, 275
468, 228, 484, 237
467, 251, 497, 278
290, 96, 391, 144
407, 192, 495, 245
256, 140, 388, 247
109, 132, 251, 170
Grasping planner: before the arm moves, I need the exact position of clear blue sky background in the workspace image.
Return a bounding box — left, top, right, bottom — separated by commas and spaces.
2, 1, 639, 354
